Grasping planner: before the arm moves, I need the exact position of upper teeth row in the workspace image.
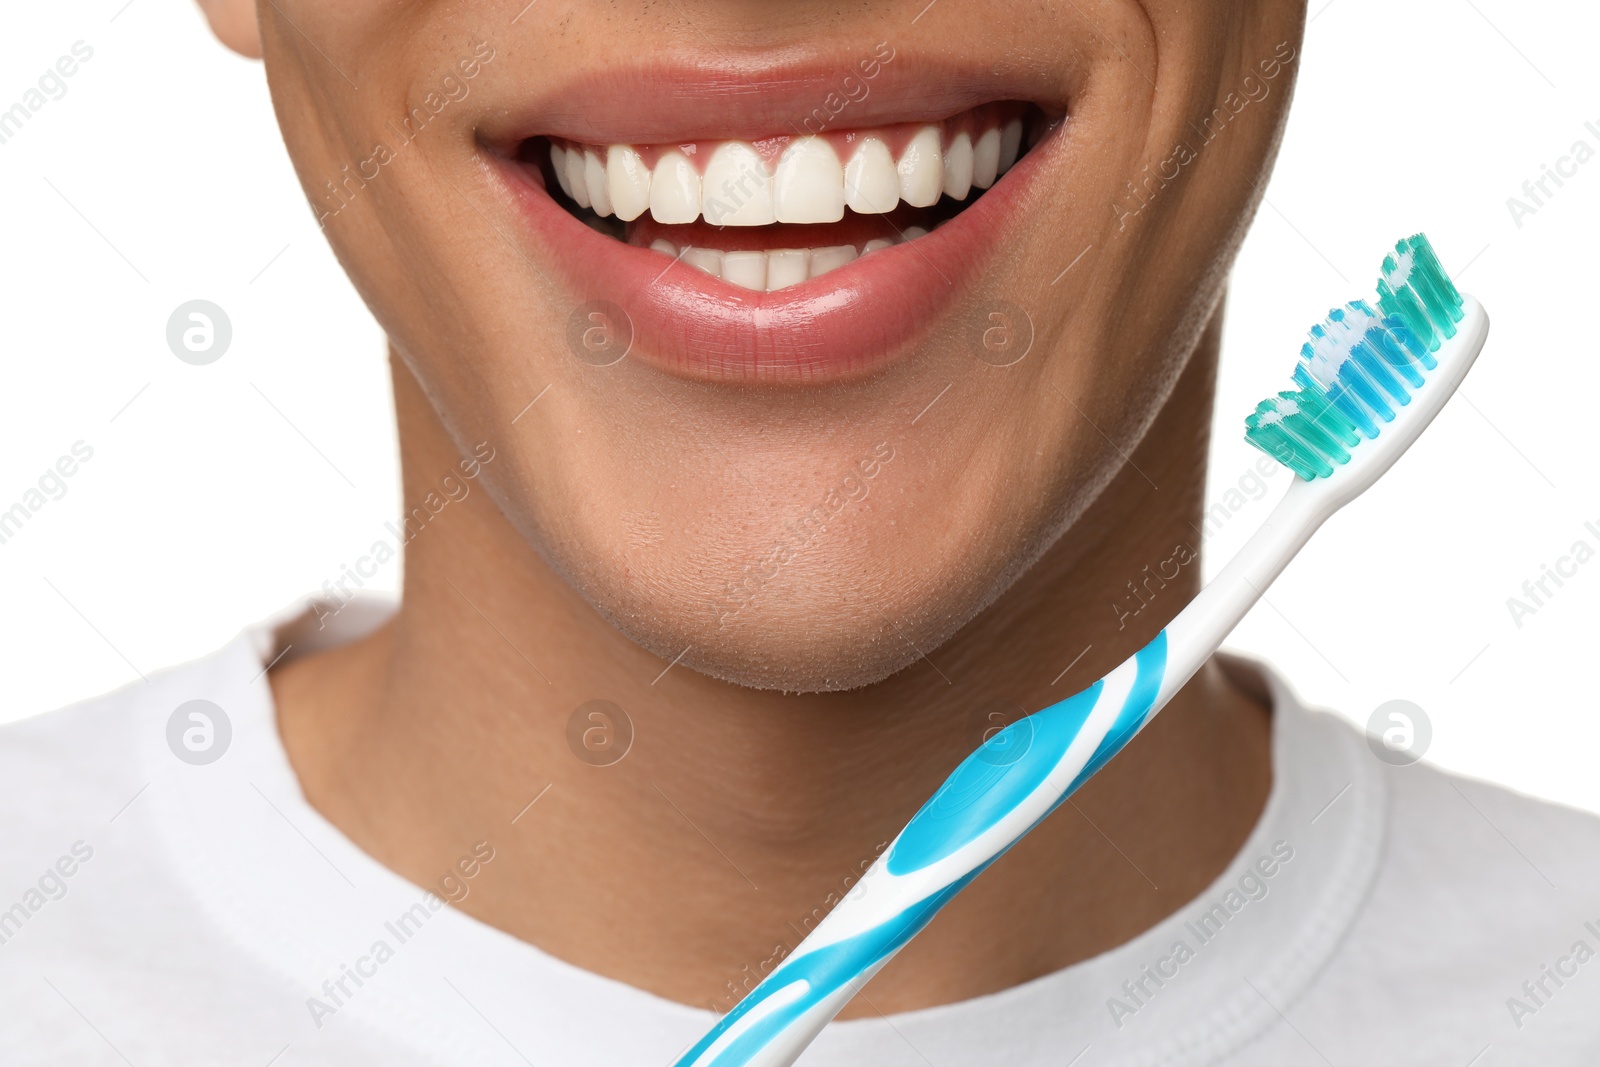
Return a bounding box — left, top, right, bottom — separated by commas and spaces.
549, 119, 1024, 226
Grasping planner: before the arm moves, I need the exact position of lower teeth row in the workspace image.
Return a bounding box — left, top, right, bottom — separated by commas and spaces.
645, 227, 928, 291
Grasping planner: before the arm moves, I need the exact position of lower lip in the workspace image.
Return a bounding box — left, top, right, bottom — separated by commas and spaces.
490, 148, 1038, 385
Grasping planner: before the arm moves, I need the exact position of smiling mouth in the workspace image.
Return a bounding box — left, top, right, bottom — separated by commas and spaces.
481, 59, 1069, 383
524, 102, 1054, 291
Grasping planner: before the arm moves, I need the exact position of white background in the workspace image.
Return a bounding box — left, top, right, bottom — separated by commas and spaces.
1, 2, 1596, 811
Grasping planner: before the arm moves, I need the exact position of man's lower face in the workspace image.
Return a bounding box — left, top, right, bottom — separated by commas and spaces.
259, 0, 1298, 689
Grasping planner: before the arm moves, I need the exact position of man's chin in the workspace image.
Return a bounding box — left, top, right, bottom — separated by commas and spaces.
590, 594, 936, 694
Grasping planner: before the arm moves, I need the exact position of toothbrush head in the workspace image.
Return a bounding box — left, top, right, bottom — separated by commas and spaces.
1244, 233, 1477, 483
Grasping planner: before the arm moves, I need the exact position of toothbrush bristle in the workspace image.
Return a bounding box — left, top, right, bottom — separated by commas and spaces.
1244, 233, 1464, 480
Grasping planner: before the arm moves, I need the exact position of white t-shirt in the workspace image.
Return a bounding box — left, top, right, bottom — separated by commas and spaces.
2, 600, 1598, 1066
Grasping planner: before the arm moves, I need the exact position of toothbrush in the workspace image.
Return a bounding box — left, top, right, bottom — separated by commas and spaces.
672, 234, 1488, 1067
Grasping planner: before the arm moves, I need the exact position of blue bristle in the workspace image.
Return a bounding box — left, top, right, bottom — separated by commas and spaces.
1350, 341, 1411, 407
1295, 361, 1378, 439
1383, 314, 1436, 370
1362, 323, 1425, 389
1336, 352, 1397, 423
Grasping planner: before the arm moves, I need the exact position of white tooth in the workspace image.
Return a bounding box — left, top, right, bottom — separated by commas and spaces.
901, 226, 928, 241
702, 142, 775, 227
774, 137, 845, 224
584, 150, 613, 216
808, 244, 857, 278
765, 249, 810, 290
606, 145, 652, 222
942, 131, 973, 201
550, 144, 574, 198
681, 246, 723, 277
897, 126, 945, 208
649, 238, 678, 256
564, 147, 592, 209
843, 138, 899, 215
649, 149, 701, 224
721, 250, 768, 290
862, 238, 893, 254
999, 118, 1023, 174
972, 127, 1001, 188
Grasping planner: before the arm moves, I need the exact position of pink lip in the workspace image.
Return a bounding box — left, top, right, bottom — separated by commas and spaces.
476, 59, 1065, 384
492, 153, 1042, 384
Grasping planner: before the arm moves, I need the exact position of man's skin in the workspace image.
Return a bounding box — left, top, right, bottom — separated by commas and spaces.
197, 0, 1302, 1017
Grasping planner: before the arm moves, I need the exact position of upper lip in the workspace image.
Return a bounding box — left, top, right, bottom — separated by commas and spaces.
476, 54, 1074, 149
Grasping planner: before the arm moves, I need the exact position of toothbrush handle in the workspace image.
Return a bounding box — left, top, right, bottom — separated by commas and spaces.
672, 483, 1323, 1067
1159, 477, 1330, 704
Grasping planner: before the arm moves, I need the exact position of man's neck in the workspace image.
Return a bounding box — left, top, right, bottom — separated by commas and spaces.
271, 314, 1271, 1017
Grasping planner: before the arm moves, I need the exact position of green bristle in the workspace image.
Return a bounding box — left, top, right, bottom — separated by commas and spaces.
1378, 274, 1440, 352
1288, 381, 1361, 447
1244, 390, 1355, 479
1402, 234, 1464, 323
1245, 417, 1324, 479
1398, 255, 1458, 343
1378, 235, 1465, 351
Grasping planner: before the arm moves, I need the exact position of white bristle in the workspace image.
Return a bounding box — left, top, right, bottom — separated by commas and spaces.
1304, 304, 1378, 388
1384, 247, 1415, 290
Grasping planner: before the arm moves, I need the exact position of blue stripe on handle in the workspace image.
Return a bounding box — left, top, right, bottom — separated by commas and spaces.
886, 680, 1104, 875
681, 870, 983, 1066
1067, 631, 1167, 792
887, 630, 1167, 876
675, 631, 1170, 1067
1008, 630, 1169, 844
